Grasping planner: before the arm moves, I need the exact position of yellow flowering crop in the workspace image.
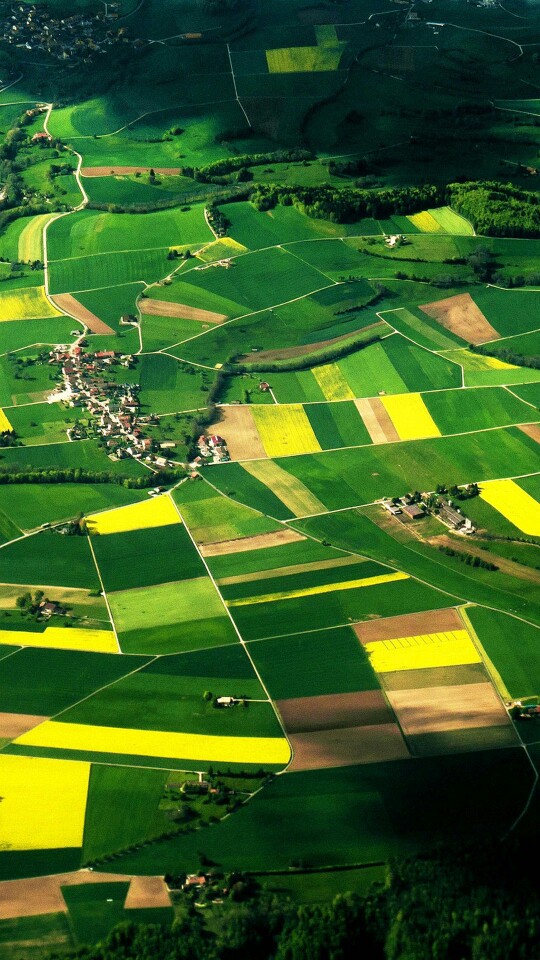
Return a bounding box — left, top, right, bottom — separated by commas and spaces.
0, 754, 89, 849
87, 495, 180, 535
252, 404, 322, 458
381, 393, 441, 441
480, 479, 540, 536
365, 630, 480, 673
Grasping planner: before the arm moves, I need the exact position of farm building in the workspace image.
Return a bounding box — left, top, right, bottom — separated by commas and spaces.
401, 503, 425, 519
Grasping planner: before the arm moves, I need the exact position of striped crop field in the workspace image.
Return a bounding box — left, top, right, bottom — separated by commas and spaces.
252, 405, 322, 457
266, 43, 346, 73
381, 393, 441, 441
17, 214, 58, 262
428, 207, 475, 236
0, 408, 13, 432
480, 479, 540, 536
241, 460, 326, 516
14, 720, 291, 767
0, 286, 62, 322
312, 363, 355, 401
0, 626, 117, 653
406, 211, 444, 233
87, 495, 180, 535
0, 754, 90, 849
365, 630, 480, 673
226, 570, 409, 607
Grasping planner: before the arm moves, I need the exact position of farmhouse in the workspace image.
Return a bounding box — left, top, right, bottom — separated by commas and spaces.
401, 502, 425, 519
216, 696, 237, 707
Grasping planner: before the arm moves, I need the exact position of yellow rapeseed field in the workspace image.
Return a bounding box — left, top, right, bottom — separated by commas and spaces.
227, 571, 409, 607
0, 754, 90, 850
15, 720, 291, 767
87, 494, 180, 535
407, 211, 443, 233
0, 408, 13, 432
447, 350, 520, 372
0, 625, 117, 653
252, 404, 322, 458
365, 629, 480, 673
312, 364, 355, 401
0, 285, 62, 322
480, 479, 540, 536
381, 393, 441, 441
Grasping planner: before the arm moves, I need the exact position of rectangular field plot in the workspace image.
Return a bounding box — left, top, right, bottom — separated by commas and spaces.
466, 606, 540, 699
86, 495, 179, 535
249, 626, 380, 700
312, 363, 355, 401
381, 393, 441, 441
305, 401, 371, 450
173, 478, 281, 543
0, 286, 61, 321
239, 460, 326, 517
479, 478, 540, 536
363, 630, 480, 674
251, 404, 322, 458
0, 647, 141, 716
0, 754, 89, 850
423, 386, 534, 435
92, 522, 206, 592
13, 720, 291, 769
212, 406, 267, 461
0, 484, 147, 536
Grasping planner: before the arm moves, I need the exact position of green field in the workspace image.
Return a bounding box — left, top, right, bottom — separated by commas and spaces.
173, 479, 281, 543
423, 386, 534, 435
467, 606, 540, 699
0, 532, 98, 588
92, 522, 206, 592
0, 484, 147, 532
305, 400, 372, 449
110, 577, 238, 654
0, 912, 73, 960
62, 883, 130, 946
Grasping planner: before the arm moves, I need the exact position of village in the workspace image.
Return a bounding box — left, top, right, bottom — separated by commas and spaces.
0, 2, 139, 62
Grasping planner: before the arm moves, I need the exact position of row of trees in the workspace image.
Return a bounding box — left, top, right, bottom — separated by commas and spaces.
471, 343, 540, 371
0, 467, 184, 487
183, 149, 313, 183
249, 182, 445, 223
48, 836, 540, 960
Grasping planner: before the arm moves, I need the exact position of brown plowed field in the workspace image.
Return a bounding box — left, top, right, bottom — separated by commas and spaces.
386, 681, 509, 737
50, 294, 114, 334
354, 397, 400, 444
0, 871, 131, 921
353, 607, 462, 645
277, 690, 393, 734
213, 406, 267, 461
124, 875, 171, 909
140, 298, 226, 322
419, 293, 499, 344
81, 167, 182, 177
200, 529, 305, 556
0, 712, 48, 739
288, 723, 409, 771
519, 423, 540, 445
243, 321, 385, 363
382, 662, 487, 692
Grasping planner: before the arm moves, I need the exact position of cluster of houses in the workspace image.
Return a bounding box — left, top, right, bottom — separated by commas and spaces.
2, 2, 139, 61
383, 492, 476, 533
193, 433, 230, 466
47, 343, 174, 466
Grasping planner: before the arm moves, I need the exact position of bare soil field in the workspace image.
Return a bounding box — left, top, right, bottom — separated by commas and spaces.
0, 872, 130, 921
354, 398, 400, 444
124, 876, 171, 910
0, 713, 48, 739
50, 294, 114, 335
81, 167, 182, 177
518, 423, 540, 445
200, 529, 305, 556
353, 607, 463, 645
288, 723, 409, 771
213, 407, 267, 461
386, 681, 510, 737
408, 723, 518, 757
140, 299, 226, 322
277, 690, 393, 734
419, 293, 499, 344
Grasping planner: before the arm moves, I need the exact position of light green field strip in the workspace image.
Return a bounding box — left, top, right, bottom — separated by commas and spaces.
266, 42, 346, 73
227, 571, 409, 606
18, 214, 58, 262
241, 460, 326, 517
428, 207, 474, 236
381, 307, 459, 351
108, 578, 226, 634
312, 363, 356, 401
460, 606, 511, 701
480, 479, 540, 536
15, 720, 291, 766
0, 286, 62, 321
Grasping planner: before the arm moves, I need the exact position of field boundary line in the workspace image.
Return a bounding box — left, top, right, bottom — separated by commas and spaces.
41, 654, 159, 725
227, 43, 252, 128
169, 492, 294, 772
503, 385, 540, 411
87, 535, 121, 654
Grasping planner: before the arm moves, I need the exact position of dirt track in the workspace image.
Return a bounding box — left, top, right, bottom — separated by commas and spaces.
353, 607, 462, 645
419, 293, 499, 344
200, 529, 305, 556
50, 294, 114, 335
140, 298, 226, 322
